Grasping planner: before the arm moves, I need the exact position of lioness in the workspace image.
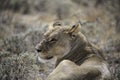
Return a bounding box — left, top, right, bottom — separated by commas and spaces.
36, 22, 111, 80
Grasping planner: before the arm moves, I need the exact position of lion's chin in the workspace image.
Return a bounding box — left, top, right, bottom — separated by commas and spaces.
38, 52, 53, 60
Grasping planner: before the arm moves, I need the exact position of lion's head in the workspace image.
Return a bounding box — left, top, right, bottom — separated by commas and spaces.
35, 22, 82, 60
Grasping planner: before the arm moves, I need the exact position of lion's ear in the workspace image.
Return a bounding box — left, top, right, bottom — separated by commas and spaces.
48, 21, 62, 30
69, 23, 81, 34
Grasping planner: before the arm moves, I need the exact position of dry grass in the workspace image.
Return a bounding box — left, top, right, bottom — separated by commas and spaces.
0, 0, 120, 80
0, 52, 42, 80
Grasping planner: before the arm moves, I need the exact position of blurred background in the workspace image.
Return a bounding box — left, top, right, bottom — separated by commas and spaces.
0, 0, 120, 80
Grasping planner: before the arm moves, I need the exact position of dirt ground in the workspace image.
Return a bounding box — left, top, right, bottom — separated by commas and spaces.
0, 0, 120, 80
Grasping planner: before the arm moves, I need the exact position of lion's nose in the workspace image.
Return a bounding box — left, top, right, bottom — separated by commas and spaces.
36, 48, 42, 52
35, 46, 42, 52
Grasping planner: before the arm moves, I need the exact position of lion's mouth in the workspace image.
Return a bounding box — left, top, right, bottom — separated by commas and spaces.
44, 56, 53, 59
37, 52, 53, 60
39, 55, 53, 60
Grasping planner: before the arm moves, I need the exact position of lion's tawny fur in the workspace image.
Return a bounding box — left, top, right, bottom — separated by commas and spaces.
36, 22, 111, 80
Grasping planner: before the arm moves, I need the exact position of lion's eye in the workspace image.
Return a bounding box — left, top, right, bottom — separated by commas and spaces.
49, 38, 57, 42
71, 34, 76, 39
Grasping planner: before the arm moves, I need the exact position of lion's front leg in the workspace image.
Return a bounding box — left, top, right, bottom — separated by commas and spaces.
47, 60, 81, 80
47, 60, 102, 80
